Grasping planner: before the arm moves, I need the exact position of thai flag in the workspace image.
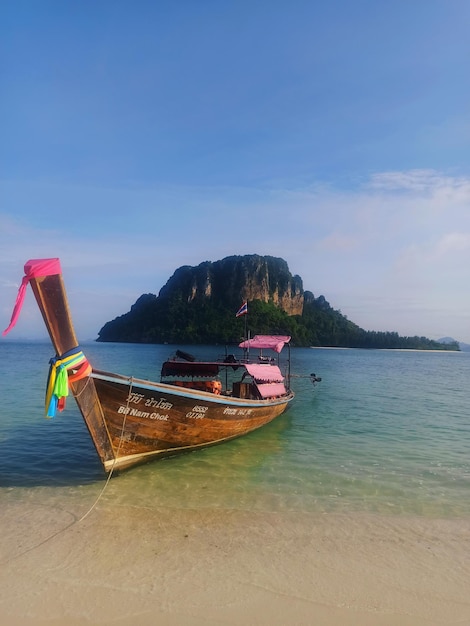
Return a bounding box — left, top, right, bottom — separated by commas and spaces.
236, 302, 248, 317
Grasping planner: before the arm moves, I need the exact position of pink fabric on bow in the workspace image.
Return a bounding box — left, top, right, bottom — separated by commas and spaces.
2, 258, 61, 336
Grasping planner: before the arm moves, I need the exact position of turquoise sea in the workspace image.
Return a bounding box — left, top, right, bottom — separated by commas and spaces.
1, 341, 469, 519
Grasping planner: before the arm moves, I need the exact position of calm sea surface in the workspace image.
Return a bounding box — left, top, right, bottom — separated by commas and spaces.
1, 341, 469, 518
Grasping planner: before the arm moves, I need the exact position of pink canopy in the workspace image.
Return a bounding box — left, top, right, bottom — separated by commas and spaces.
238, 335, 291, 353
244, 363, 284, 383
256, 382, 287, 399
3, 258, 61, 336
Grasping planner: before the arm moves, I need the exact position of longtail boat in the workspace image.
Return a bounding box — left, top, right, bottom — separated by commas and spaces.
2, 258, 309, 475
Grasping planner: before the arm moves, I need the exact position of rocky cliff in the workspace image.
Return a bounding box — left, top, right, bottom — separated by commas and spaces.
158, 255, 304, 315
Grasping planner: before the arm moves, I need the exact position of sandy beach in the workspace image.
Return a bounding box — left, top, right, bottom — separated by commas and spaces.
1, 501, 469, 626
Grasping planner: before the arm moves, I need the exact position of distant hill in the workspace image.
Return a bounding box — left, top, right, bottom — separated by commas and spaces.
439, 337, 470, 352
97, 254, 459, 350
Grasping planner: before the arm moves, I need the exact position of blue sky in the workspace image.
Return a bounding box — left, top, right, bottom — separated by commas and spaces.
2, 1, 470, 343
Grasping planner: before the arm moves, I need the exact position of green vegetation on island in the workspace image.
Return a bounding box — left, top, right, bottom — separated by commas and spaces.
97, 255, 459, 351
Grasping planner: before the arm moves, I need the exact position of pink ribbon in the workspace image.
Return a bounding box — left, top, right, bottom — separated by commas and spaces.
3, 258, 61, 336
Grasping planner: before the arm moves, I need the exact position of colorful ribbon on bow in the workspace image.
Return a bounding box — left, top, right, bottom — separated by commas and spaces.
3, 258, 62, 336
45, 347, 92, 418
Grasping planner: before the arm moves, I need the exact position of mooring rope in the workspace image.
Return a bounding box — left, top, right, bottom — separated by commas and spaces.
77, 377, 133, 522
73, 373, 92, 397
2, 378, 134, 564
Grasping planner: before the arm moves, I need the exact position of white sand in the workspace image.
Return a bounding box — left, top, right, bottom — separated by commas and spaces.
1, 503, 469, 625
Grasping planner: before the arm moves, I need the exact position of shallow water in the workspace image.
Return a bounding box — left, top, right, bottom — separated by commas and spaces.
1, 341, 469, 518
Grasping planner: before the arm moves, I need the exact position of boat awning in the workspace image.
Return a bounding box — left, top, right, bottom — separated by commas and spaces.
244, 363, 284, 382
161, 361, 220, 377
256, 382, 287, 399
238, 335, 291, 353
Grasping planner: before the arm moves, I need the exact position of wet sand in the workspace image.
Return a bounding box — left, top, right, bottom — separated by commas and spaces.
1, 503, 469, 626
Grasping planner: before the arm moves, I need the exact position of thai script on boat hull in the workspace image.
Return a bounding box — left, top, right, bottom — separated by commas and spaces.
117, 405, 170, 420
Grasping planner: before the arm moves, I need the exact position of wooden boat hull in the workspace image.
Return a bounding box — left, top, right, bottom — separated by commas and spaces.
92, 370, 294, 471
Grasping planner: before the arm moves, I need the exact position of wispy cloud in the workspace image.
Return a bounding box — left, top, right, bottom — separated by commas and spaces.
367, 169, 450, 191
435, 232, 470, 256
